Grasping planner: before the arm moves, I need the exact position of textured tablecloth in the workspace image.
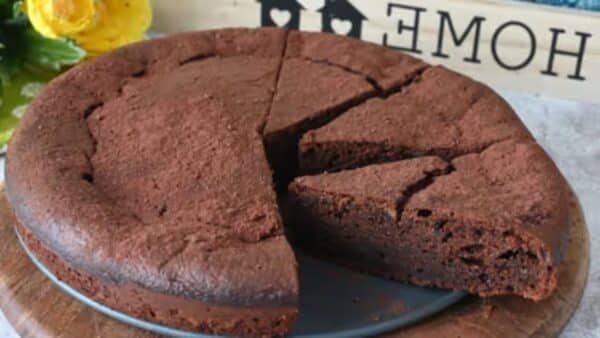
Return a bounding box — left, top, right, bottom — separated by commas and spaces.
0, 89, 598, 338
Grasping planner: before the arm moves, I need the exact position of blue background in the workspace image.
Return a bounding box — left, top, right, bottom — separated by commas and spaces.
517, 0, 600, 10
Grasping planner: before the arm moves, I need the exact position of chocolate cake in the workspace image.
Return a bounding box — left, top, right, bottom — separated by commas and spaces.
289, 140, 568, 301
5, 28, 570, 337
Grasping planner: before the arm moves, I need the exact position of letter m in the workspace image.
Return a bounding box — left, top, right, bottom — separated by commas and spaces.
433, 11, 486, 63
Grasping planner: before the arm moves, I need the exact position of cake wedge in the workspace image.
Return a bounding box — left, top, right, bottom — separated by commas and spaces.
289, 139, 568, 301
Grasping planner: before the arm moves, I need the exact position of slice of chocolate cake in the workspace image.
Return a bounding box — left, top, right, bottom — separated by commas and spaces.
289, 140, 568, 301
299, 66, 533, 174
263, 57, 376, 184
285, 30, 428, 93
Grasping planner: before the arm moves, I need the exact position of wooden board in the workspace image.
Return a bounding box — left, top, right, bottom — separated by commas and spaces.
150, 0, 600, 103
0, 187, 589, 338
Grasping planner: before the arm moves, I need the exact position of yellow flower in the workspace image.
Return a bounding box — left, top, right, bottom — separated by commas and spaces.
25, 0, 152, 55
25, 0, 95, 38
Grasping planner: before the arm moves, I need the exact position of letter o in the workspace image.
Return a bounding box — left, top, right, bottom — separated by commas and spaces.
491, 21, 537, 70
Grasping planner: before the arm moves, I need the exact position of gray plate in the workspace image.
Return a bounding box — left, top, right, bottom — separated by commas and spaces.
16, 229, 466, 337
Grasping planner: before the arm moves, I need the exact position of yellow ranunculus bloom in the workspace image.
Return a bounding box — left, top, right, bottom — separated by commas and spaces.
26, 0, 95, 38
25, 0, 152, 55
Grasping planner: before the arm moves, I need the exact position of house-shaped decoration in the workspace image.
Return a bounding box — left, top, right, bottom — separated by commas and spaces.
319, 0, 367, 38
258, 0, 304, 29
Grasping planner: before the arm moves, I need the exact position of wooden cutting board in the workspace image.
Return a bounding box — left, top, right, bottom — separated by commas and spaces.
0, 187, 589, 338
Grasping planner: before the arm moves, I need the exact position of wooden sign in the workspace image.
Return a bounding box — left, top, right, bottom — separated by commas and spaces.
150, 0, 600, 103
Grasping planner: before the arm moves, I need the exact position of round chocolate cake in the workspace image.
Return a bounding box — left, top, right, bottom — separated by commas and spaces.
6, 28, 569, 337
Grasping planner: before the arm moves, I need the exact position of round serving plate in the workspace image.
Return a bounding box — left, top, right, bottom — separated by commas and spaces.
0, 187, 589, 338
14, 228, 465, 337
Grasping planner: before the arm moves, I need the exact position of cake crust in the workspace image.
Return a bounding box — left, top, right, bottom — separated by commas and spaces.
15, 221, 297, 336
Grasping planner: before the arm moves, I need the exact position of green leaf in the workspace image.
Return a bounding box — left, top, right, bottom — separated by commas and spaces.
0, 127, 12, 147
0, 51, 22, 85
12, 1, 23, 18
4, 15, 27, 26
0, 0, 86, 147
21, 29, 86, 71
0, 0, 15, 19
0, 68, 57, 147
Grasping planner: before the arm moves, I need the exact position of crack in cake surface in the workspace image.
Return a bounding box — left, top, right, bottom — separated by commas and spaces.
259, 29, 290, 136
178, 52, 218, 66
395, 164, 455, 219
297, 56, 429, 98
298, 56, 385, 94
